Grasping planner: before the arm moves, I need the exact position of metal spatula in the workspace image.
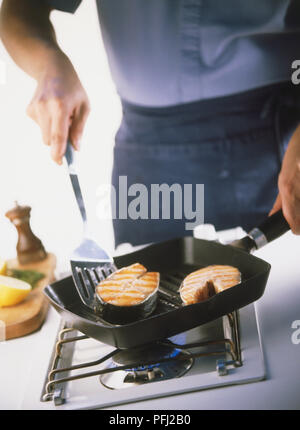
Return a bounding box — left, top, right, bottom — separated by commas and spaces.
65, 142, 116, 309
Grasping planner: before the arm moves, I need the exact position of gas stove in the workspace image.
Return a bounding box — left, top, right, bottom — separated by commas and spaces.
20, 226, 266, 409
37, 301, 264, 409
13, 229, 300, 410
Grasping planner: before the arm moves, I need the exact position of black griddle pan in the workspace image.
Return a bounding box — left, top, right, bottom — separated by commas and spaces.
44, 210, 290, 349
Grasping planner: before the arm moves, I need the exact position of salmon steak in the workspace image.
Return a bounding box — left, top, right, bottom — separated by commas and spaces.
180, 265, 241, 305
95, 263, 160, 324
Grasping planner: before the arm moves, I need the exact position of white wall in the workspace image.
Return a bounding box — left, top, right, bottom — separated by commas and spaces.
0, 1, 121, 270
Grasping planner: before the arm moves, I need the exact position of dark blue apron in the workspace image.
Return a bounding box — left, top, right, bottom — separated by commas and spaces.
112, 82, 300, 247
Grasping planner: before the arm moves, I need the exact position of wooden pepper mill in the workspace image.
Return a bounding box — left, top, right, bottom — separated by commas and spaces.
5, 202, 47, 265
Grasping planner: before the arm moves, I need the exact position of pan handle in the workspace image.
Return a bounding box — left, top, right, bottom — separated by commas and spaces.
231, 209, 290, 253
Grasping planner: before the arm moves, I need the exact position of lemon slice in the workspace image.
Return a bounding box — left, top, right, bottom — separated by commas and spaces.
0, 275, 32, 307
0, 259, 6, 275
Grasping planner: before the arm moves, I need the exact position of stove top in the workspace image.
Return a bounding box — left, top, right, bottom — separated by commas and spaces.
38, 302, 265, 409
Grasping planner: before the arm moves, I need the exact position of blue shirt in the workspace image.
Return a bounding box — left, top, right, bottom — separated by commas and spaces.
46, 0, 300, 107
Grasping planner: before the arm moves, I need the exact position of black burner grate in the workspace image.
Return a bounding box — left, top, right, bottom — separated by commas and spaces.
41, 311, 242, 406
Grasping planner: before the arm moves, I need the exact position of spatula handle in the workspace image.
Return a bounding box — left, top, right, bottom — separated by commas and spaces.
231, 209, 290, 253
65, 142, 88, 227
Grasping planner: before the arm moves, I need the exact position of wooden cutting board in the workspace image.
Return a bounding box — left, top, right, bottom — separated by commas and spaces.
0, 253, 56, 340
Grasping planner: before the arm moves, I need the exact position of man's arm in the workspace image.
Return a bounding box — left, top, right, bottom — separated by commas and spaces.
0, 0, 90, 164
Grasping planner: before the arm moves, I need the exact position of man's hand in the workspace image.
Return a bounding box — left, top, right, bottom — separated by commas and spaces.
0, 0, 90, 165
270, 124, 300, 234
26, 51, 90, 164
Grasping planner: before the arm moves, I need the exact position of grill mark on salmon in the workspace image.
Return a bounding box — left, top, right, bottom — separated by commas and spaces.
180, 265, 241, 305
96, 264, 159, 307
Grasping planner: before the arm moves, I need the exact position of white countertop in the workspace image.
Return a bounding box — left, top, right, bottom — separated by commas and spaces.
1, 231, 300, 410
